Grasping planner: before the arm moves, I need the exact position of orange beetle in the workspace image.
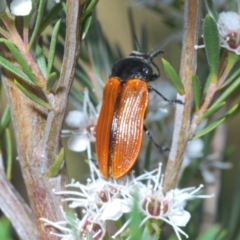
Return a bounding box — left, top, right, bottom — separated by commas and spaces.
95, 50, 178, 179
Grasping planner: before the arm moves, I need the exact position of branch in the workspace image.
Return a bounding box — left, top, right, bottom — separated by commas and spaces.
0, 1, 82, 239
0, 169, 38, 240
163, 0, 200, 192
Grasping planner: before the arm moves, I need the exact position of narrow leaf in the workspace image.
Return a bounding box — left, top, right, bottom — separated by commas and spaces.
209, 77, 240, 111
46, 72, 58, 90
80, 0, 99, 23
203, 15, 220, 82
14, 80, 52, 110
0, 39, 38, 84
47, 19, 61, 76
194, 104, 239, 139
129, 194, 143, 240
0, 56, 36, 85
0, 105, 11, 136
192, 74, 201, 112
5, 128, 13, 180
201, 102, 226, 120
48, 148, 65, 177
224, 104, 240, 118
81, 15, 92, 40
0, 218, 12, 240
36, 44, 47, 78
193, 118, 225, 139
27, 0, 45, 51
219, 67, 240, 90
162, 58, 185, 95
39, 3, 62, 34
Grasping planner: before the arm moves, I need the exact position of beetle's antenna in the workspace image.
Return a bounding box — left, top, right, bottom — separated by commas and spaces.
150, 49, 164, 59
133, 35, 142, 52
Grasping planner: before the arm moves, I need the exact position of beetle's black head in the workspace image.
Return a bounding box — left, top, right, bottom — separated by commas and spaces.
111, 50, 163, 83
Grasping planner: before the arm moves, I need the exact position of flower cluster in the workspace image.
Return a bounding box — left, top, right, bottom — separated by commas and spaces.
41, 162, 212, 240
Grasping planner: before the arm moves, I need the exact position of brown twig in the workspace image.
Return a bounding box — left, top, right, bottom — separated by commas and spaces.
163, 0, 200, 192
0, 169, 38, 240
0, 1, 82, 239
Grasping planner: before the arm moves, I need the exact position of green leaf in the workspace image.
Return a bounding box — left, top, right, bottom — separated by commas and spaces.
201, 102, 226, 120
5, 128, 12, 180
0, 105, 11, 137
194, 104, 239, 139
209, 77, 240, 111
36, 44, 47, 78
14, 80, 52, 110
193, 118, 225, 139
219, 67, 240, 90
0, 56, 37, 85
162, 58, 185, 95
192, 74, 201, 112
27, 0, 46, 51
47, 19, 61, 76
48, 148, 65, 177
0, 39, 38, 85
81, 15, 92, 40
203, 15, 220, 82
204, 0, 219, 21
46, 72, 58, 90
39, 3, 62, 34
80, 0, 99, 23
0, 218, 11, 240
129, 194, 143, 240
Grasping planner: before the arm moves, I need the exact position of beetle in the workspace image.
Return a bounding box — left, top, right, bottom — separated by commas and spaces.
95, 49, 182, 179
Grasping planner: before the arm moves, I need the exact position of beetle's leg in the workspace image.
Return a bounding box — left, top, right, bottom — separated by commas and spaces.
148, 85, 184, 105
143, 125, 169, 152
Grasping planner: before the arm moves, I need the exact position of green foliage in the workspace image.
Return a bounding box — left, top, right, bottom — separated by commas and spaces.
46, 72, 58, 90
203, 15, 220, 83
27, 0, 46, 51
0, 105, 10, 137
0, 39, 38, 84
4, 128, 12, 180
162, 58, 185, 95
47, 19, 61, 77
14, 80, 52, 110
0, 56, 39, 86
0, 218, 12, 240
192, 74, 202, 112
128, 194, 144, 240
35, 44, 48, 78
194, 104, 240, 139
48, 148, 65, 177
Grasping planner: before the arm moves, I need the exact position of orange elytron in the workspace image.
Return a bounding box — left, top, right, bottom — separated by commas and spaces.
95, 50, 164, 179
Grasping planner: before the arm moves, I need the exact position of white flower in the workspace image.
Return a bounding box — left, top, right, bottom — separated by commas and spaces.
137, 164, 212, 240
10, 0, 32, 16
40, 206, 106, 240
55, 161, 132, 221
45, 162, 212, 240
62, 89, 98, 157
217, 11, 240, 54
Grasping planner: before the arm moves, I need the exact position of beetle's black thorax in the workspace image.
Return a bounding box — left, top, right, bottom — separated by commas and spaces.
111, 57, 153, 83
